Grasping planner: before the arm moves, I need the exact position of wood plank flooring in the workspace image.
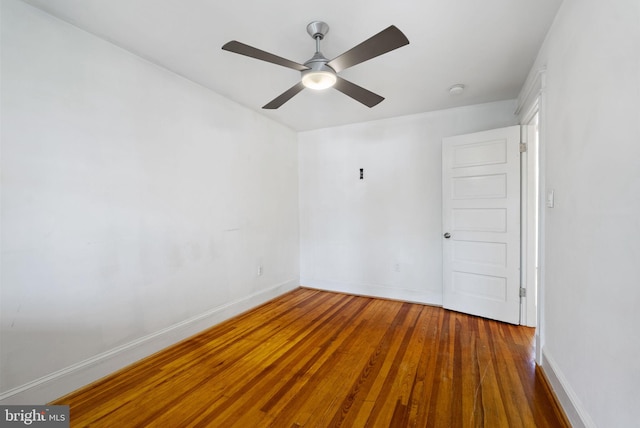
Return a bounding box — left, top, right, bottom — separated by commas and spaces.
52, 288, 568, 427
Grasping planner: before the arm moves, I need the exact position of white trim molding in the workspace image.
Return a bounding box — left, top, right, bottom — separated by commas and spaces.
541, 348, 596, 428
516, 66, 546, 120
0, 280, 299, 405
515, 65, 548, 365
302, 279, 443, 307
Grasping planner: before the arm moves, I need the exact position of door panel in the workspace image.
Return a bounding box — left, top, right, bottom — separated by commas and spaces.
452, 174, 507, 199
442, 126, 521, 324
452, 208, 507, 232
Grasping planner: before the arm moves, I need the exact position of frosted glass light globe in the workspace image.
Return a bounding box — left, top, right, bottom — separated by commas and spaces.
302, 71, 337, 90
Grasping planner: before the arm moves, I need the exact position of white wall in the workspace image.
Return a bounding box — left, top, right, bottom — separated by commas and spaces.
299, 101, 518, 304
0, 0, 299, 403
526, 0, 640, 426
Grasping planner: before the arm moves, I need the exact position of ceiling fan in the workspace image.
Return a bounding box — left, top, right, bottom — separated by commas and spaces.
222, 21, 409, 109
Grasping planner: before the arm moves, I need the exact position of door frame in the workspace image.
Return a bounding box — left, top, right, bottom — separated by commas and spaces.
516, 67, 546, 364
520, 113, 538, 328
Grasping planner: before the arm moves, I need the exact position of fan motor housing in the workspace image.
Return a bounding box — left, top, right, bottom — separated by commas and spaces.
303, 52, 333, 72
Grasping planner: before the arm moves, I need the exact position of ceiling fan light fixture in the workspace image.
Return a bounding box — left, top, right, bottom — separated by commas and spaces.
301, 70, 337, 90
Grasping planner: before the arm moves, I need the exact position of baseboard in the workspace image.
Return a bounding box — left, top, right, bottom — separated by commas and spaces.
301, 279, 443, 306
0, 280, 299, 405
541, 348, 596, 428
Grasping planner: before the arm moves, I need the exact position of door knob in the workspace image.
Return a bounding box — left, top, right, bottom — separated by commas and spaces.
443, 232, 451, 239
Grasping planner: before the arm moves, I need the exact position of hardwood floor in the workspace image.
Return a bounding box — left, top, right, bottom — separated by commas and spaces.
52, 288, 568, 427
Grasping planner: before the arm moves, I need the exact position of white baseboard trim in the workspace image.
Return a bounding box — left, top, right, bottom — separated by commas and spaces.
0, 280, 299, 405
301, 279, 443, 306
541, 348, 596, 428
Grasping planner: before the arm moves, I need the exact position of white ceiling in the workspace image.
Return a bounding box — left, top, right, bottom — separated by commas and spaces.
22, 0, 562, 131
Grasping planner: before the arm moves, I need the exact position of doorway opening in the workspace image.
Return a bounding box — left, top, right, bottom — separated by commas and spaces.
521, 111, 540, 327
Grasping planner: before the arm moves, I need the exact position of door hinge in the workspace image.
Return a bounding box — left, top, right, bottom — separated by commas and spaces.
520, 143, 528, 153
519, 287, 527, 298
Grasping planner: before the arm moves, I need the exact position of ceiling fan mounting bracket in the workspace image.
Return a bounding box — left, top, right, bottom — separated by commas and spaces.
306, 21, 330, 40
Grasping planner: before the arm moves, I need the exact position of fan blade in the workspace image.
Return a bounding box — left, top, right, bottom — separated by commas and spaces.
262, 82, 306, 109
327, 26, 409, 73
333, 77, 384, 108
222, 41, 309, 71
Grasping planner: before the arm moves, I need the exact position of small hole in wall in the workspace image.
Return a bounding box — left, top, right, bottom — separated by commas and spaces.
360, 168, 364, 180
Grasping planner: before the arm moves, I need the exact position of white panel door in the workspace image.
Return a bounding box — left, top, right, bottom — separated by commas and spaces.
442, 126, 521, 324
